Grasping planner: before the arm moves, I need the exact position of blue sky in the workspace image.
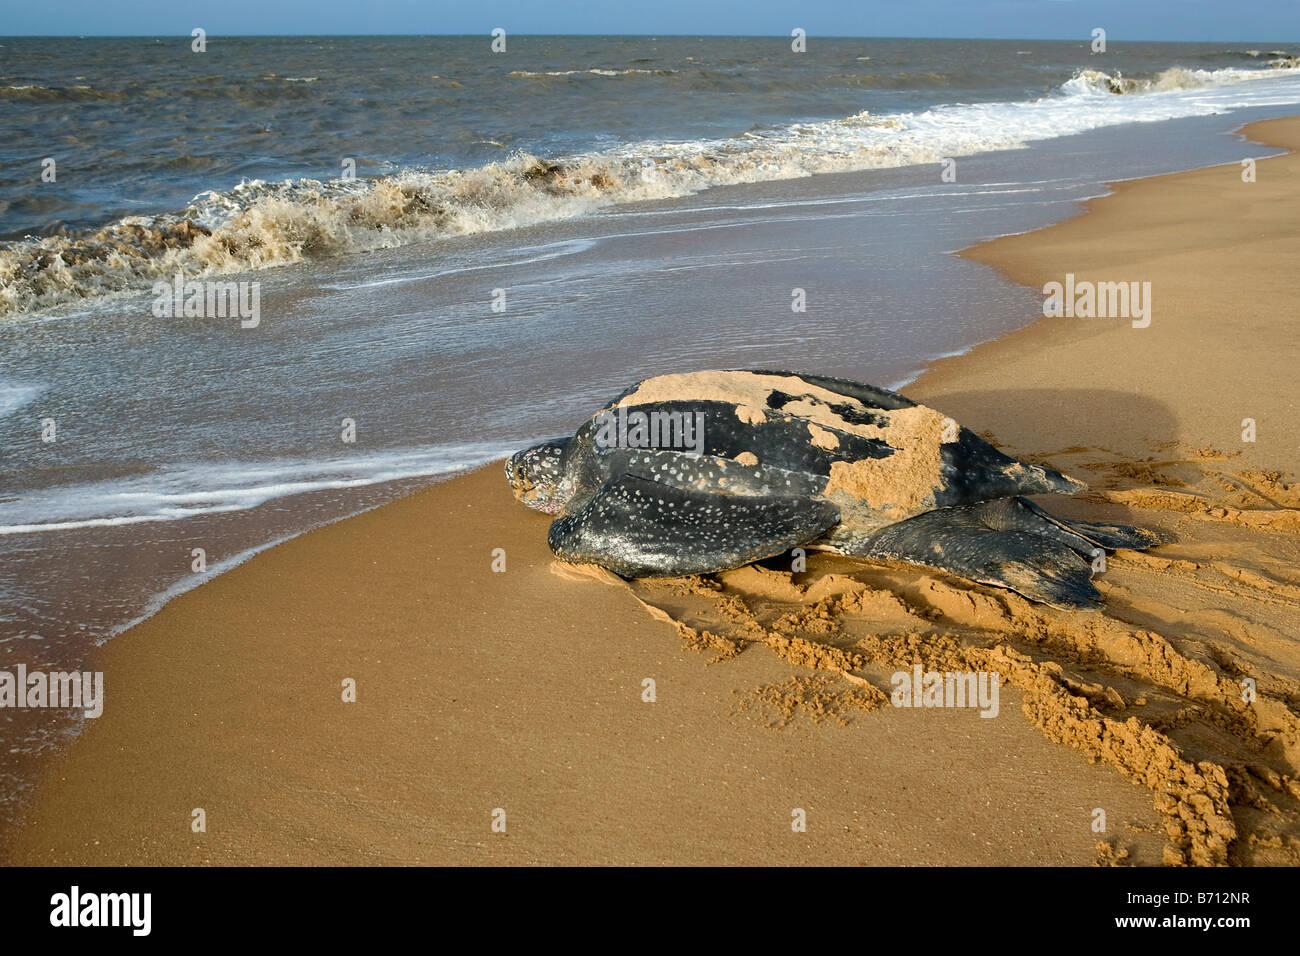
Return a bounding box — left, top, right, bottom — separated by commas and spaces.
1, 0, 1297, 41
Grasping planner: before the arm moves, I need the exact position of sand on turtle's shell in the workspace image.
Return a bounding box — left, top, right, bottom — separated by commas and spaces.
615, 371, 955, 522
821, 405, 951, 518
807, 423, 839, 450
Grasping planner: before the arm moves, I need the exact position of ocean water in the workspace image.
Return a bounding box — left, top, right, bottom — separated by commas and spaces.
4, 36, 1300, 313
2, 34, 1300, 838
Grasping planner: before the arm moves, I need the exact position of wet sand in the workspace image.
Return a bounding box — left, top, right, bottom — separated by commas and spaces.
9, 117, 1300, 866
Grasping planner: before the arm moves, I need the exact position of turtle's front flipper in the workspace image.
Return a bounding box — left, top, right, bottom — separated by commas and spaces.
859, 504, 1104, 610
548, 474, 839, 578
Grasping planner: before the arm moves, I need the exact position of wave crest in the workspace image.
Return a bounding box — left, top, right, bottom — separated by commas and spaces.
1062, 62, 1297, 96
0, 127, 947, 317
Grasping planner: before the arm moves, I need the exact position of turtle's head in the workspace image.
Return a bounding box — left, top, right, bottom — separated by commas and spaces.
506, 438, 573, 514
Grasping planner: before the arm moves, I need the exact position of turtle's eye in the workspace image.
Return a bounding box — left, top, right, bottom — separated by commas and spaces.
506, 455, 534, 492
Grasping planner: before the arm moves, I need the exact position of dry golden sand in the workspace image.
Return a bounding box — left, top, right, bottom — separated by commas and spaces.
10, 118, 1300, 866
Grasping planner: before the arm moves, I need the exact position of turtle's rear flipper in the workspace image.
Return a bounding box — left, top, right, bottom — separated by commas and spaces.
1013, 496, 1172, 551
858, 497, 1168, 609
549, 474, 840, 578
863, 519, 1101, 609
860, 501, 1106, 609
960, 495, 1170, 554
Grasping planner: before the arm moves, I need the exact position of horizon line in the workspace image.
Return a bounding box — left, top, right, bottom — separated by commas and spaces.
2, 32, 1297, 43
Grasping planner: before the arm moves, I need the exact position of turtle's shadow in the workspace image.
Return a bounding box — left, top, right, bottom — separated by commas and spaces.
918, 387, 1180, 460
916, 386, 1188, 531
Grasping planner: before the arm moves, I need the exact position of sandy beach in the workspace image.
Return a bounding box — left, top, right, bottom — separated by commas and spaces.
9, 116, 1300, 867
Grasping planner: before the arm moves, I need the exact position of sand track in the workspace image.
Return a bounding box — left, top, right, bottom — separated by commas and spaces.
626, 454, 1300, 866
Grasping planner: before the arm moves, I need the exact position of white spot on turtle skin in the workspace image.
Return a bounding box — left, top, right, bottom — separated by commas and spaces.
735, 451, 759, 466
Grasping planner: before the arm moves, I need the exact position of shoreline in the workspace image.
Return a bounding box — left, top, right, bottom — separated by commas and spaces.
914, 116, 1300, 476
8, 117, 1300, 865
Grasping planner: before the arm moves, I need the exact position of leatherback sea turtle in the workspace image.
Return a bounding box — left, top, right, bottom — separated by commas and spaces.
505, 370, 1166, 609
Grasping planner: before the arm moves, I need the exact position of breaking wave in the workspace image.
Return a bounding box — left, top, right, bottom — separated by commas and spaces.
2, 60, 1298, 318
1063, 60, 1300, 95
